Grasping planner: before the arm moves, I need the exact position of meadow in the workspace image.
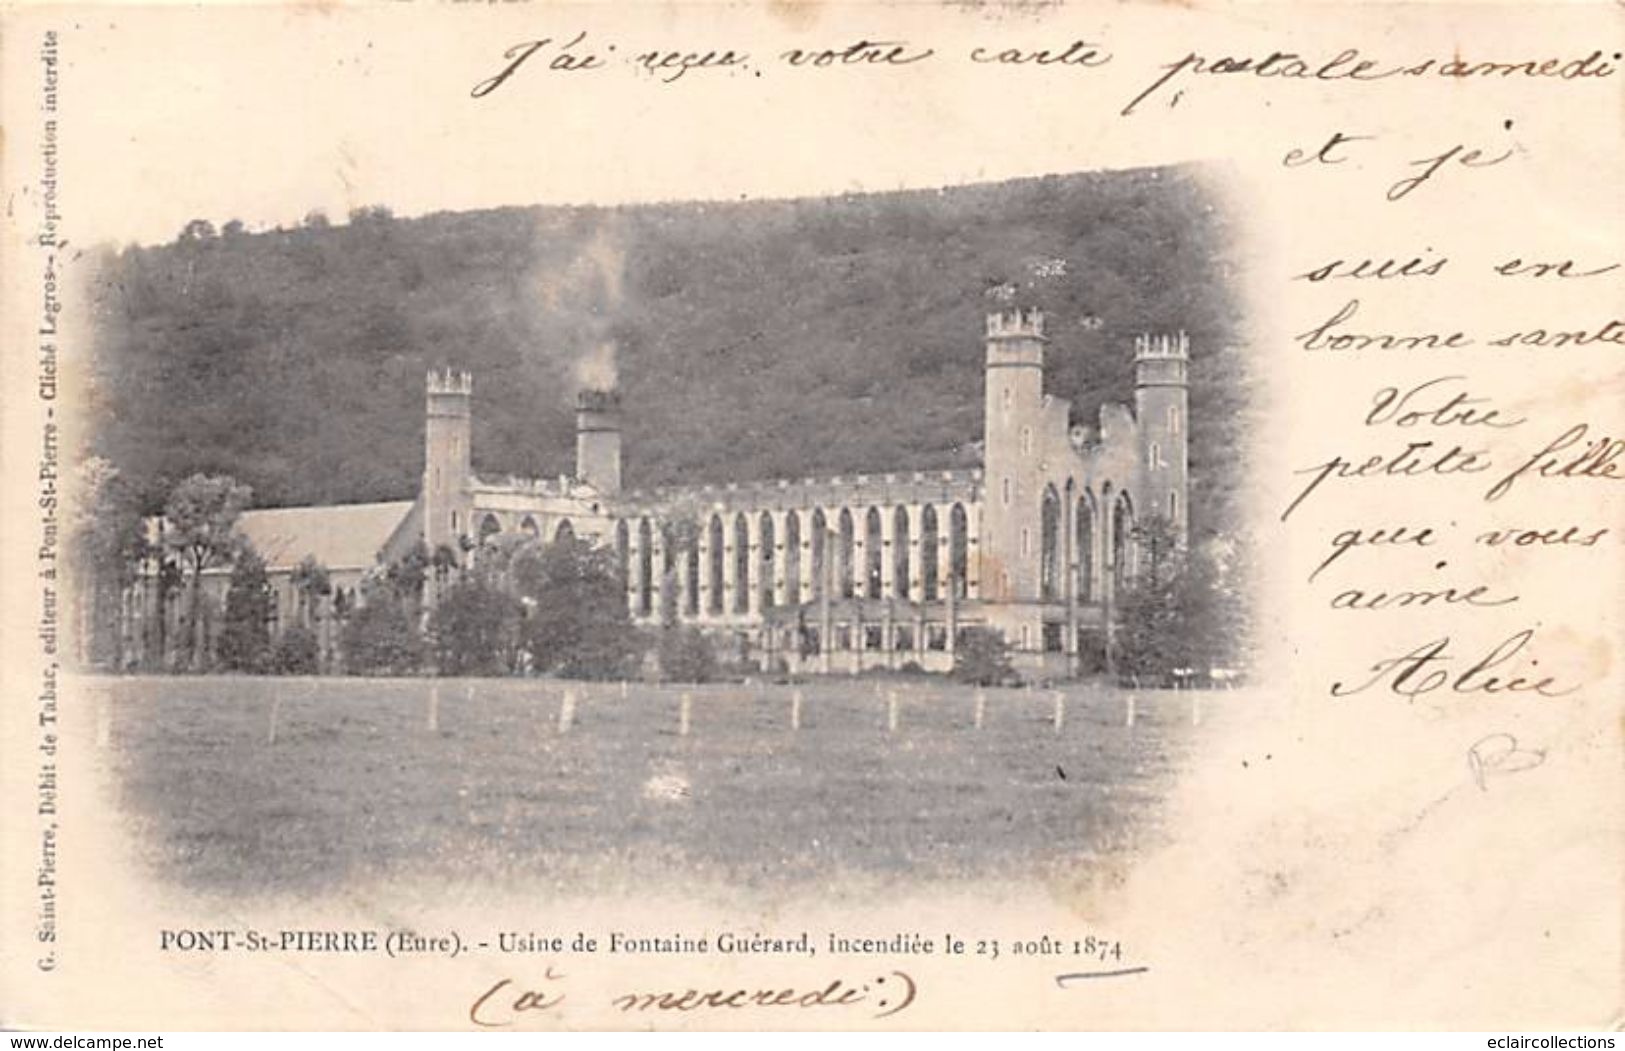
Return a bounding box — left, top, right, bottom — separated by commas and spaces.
96, 676, 1223, 896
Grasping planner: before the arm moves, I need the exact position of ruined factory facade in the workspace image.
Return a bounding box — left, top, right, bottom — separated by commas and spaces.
117, 309, 1188, 675
429, 309, 1190, 675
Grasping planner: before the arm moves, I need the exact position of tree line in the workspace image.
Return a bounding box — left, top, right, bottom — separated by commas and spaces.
74, 464, 1249, 686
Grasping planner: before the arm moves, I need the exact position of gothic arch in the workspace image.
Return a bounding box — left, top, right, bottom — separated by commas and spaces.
758, 511, 776, 612
478, 513, 502, 544
837, 508, 855, 599
733, 513, 751, 614
554, 518, 574, 544
810, 508, 828, 600
707, 514, 725, 615
1112, 490, 1136, 588
893, 505, 911, 600
1040, 484, 1061, 601
949, 503, 969, 599
684, 529, 700, 617
1077, 489, 1097, 602
637, 517, 654, 617
865, 507, 884, 599
520, 515, 540, 539
783, 511, 801, 606
920, 504, 939, 601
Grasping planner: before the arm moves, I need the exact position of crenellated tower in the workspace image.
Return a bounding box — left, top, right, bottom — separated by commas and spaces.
1132, 332, 1190, 542
981, 308, 1047, 606
424, 368, 473, 553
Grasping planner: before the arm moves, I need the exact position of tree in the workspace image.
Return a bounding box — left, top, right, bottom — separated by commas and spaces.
340, 589, 421, 676
951, 627, 1017, 686
163, 473, 252, 669
1113, 515, 1251, 685
177, 218, 216, 242
271, 625, 320, 675
289, 555, 332, 629
657, 626, 717, 683
513, 535, 643, 680
429, 575, 522, 676
68, 457, 150, 668
218, 545, 273, 672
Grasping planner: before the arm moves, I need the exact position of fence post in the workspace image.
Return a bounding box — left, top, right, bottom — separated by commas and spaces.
679, 692, 692, 737
558, 688, 576, 735
887, 690, 899, 733
973, 689, 986, 731
427, 682, 440, 733
267, 691, 282, 746
1052, 691, 1066, 734
620, 680, 629, 699
1191, 691, 1202, 728
1125, 693, 1137, 729
791, 688, 802, 732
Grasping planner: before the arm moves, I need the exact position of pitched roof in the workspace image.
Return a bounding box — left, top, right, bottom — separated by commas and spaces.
234, 501, 415, 572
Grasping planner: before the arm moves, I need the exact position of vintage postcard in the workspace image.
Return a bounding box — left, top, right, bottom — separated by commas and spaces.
0, 0, 1619, 1032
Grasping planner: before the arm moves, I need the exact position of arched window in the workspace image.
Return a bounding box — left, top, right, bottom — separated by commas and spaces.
949, 503, 969, 599
1040, 485, 1060, 601
520, 515, 540, 539
865, 508, 883, 599
615, 520, 630, 588
1001, 477, 1011, 507
1077, 492, 1096, 602
1148, 442, 1163, 470
554, 519, 574, 544
893, 506, 911, 601
637, 518, 653, 617
810, 509, 827, 601
684, 534, 700, 617
733, 513, 750, 613
1167, 405, 1181, 435
1021, 426, 1033, 455
837, 509, 855, 599
758, 512, 776, 612
920, 505, 939, 601
1113, 491, 1135, 588
479, 513, 501, 544
707, 515, 724, 615
1169, 491, 1178, 521
661, 523, 678, 619
783, 511, 801, 606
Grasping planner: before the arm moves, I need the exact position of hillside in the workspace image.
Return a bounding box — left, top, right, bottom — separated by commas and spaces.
86, 167, 1247, 538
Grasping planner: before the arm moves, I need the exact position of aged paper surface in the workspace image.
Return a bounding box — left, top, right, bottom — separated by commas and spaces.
1, 0, 1620, 1031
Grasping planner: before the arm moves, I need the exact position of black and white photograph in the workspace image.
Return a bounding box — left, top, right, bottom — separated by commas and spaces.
2, 0, 1618, 1035
77, 166, 1251, 895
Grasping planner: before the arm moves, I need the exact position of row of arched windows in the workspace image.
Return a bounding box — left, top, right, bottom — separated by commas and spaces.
612, 504, 974, 617
1036, 483, 1136, 602
477, 513, 574, 545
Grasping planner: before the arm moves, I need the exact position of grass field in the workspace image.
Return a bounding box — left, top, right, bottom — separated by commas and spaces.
96, 675, 1223, 896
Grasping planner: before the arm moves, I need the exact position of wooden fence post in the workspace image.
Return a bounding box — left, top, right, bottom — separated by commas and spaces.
427, 682, 440, 733
790, 688, 802, 731
558, 689, 576, 735
267, 691, 282, 746
973, 689, 986, 731
1052, 691, 1066, 734
1125, 693, 1137, 729
886, 690, 899, 733
679, 692, 692, 737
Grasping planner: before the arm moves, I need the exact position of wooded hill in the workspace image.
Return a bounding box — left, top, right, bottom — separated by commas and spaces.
86, 167, 1248, 540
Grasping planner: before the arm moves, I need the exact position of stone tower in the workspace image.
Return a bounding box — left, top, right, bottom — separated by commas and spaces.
424, 368, 473, 553
1132, 332, 1190, 541
981, 308, 1047, 608
575, 388, 622, 495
